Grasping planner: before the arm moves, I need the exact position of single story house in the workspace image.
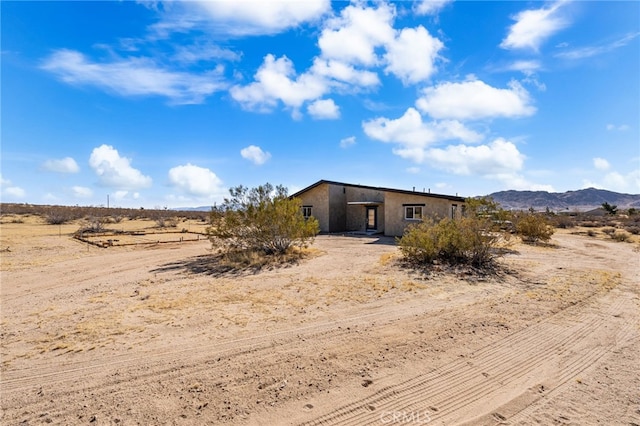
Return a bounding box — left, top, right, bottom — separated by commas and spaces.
291, 180, 466, 237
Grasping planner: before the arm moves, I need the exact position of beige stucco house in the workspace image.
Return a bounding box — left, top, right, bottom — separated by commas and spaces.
291, 180, 466, 237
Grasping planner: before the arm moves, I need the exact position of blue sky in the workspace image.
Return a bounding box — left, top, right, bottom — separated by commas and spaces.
2, 0, 639, 208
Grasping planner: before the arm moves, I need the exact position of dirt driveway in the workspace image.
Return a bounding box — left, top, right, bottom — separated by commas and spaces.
1, 223, 638, 425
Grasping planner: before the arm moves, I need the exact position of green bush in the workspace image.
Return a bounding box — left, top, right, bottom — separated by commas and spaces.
515, 213, 555, 243
397, 217, 502, 268
208, 183, 319, 255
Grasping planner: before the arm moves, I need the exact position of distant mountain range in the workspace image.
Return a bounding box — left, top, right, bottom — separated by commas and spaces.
488, 188, 640, 211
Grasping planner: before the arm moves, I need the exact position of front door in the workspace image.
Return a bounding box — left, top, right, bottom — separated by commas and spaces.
366, 207, 377, 230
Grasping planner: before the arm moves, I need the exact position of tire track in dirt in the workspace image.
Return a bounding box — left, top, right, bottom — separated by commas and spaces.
297, 289, 636, 426
1, 288, 479, 392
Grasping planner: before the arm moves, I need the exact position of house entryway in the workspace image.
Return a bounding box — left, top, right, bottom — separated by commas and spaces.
366, 206, 377, 231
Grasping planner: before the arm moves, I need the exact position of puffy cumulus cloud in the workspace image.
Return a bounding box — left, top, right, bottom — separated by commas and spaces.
89, 144, 152, 190
230, 2, 445, 117
168, 163, 224, 197
308, 98, 340, 119
230, 54, 327, 111
584, 169, 640, 193
383, 26, 444, 84
593, 157, 610, 171
310, 58, 379, 88
340, 136, 356, 148
240, 145, 272, 165
416, 79, 536, 120
0, 174, 26, 198
362, 107, 482, 151
318, 3, 396, 67
421, 138, 525, 176
42, 157, 80, 174
72, 186, 93, 198
500, 2, 569, 51
42, 49, 227, 105
414, 0, 453, 16
170, 0, 330, 37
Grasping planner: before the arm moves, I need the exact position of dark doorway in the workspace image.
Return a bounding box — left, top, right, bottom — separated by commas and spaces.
366, 207, 377, 230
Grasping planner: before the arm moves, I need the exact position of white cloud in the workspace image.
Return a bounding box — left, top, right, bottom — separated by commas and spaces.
310, 58, 380, 88
584, 169, 640, 193
340, 136, 356, 148
318, 3, 396, 67
169, 0, 330, 37
240, 145, 272, 165
384, 26, 443, 84
72, 186, 93, 198
406, 166, 421, 174
414, 0, 453, 16
555, 32, 640, 60
505, 60, 542, 75
606, 124, 630, 131
363, 108, 482, 159
4, 187, 26, 198
168, 163, 224, 197
89, 144, 152, 190
416, 79, 536, 120
42, 49, 227, 104
42, 157, 80, 173
421, 138, 525, 175
172, 42, 241, 64
0, 175, 26, 199
500, 2, 569, 51
593, 157, 610, 171
308, 98, 340, 119
230, 54, 327, 111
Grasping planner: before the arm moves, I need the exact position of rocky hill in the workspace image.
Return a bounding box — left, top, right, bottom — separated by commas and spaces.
488, 188, 640, 211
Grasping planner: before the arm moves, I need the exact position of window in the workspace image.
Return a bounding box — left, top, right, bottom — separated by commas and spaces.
405, 205, 423, 220
451, 204, 458, 218
302, 206, 312, 219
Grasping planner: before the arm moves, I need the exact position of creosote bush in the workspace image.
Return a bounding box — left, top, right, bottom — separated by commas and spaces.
514, 213, 555, 243
207, 183, 319, 257
397, 217, 503, 269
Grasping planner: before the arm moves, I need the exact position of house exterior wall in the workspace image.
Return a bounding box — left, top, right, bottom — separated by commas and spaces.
294, 184, 330, 233
383, 192, 463, 237
328, 183, 347, 232
293, 180, 464, 236
344, 186, 385, 233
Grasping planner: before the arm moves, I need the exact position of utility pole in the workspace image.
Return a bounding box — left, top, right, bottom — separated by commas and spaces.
107, 194, 110, 209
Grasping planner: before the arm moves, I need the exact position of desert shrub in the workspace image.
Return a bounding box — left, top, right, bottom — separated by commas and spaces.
514, 213, 555, 243
45, 208, 75, 225
624, 225, 640, 235
77, 216, 108, 233
587, 229, 596, 237
602, 227, 616, 236
397, 217, 502, 268
552, 215, 575, 229
208, 183, 319, 255
155, 216, 177, 228
611, 230, 631, 242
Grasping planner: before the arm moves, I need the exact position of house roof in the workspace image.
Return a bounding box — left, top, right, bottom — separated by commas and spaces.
291, 179, 466, 202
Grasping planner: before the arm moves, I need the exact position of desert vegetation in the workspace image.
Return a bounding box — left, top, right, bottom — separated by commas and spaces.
207, 183, 319, 266
1, 194, 639, 425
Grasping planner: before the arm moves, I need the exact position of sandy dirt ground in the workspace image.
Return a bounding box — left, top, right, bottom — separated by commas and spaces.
1, 217, 639, 425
